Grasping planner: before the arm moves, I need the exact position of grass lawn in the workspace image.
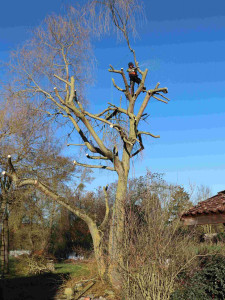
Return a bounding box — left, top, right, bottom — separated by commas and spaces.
0, 258, 96, 300
2, 257, 90, 278
54, 261, 90, 276
1, 257, 120, 299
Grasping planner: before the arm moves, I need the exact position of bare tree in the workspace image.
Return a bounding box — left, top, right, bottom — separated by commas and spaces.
2, 0, 169, 285
0, 87, 75, 276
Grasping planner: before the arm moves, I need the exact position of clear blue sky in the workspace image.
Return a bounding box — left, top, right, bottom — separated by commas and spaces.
1, 0, 225, 197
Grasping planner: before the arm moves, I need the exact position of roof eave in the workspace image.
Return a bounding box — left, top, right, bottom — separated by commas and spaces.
181, 212, 225, 226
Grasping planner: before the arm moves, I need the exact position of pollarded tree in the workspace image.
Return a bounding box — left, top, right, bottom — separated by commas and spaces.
3, 0, 169, 285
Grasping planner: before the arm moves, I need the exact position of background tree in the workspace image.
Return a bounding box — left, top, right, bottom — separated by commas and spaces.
0, 88, 77, 275
168, 186, 192, 221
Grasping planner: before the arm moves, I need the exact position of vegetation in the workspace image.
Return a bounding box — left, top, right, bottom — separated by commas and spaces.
1, 0, 167, 285
172, 255, 225, 300
0, 0, 223, 298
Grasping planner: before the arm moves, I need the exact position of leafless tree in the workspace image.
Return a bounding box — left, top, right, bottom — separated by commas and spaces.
0, 87, 75, 276
2, 0, 170, 286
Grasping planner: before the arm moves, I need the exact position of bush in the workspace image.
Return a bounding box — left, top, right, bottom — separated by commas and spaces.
15, 254, 55, 276
171, 255, 225, 300
121, 193, 197, 300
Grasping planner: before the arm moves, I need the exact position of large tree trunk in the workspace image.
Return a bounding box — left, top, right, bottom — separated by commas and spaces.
108, 159, 130, 287
86, 219, 107, 279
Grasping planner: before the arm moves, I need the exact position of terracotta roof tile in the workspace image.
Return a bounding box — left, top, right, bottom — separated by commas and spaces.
181, 190, 225, 217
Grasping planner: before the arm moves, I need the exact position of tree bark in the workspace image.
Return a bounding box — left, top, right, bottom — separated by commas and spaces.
108, 152, 130, 287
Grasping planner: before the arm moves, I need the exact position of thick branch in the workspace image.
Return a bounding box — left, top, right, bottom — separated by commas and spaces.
2, 170, 95, 227
130, 135, 144, 158
108, 65, 122, 74
136, 83, 168, 124
83, 110, 131, 146
69, 101, 114, 159
108, 103, 136, 120
68, 76, 75, 103
133, 69, 148, 100
67, 117, 99, 153
53, 87, 65, 104
156, 93, 170, 102
109, 66, 132, 101
54, 74, 71, 86
112, 78, 125, 92
138, 131, 160, 138
99, 185, 110, 230
94, 107, 113, 117
152, 95, 168, 104
7, 155, 16, 175
73, 160, 115, 171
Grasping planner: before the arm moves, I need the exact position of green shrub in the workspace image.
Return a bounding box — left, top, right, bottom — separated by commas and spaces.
216, 232, 225, 243
171, 255, 225, 300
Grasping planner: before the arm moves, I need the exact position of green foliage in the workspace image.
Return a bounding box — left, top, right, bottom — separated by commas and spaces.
171, 255, 225, 300
168, 186, 192, 221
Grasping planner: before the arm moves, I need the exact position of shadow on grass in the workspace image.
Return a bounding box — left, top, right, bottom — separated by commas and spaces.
0, 272, 70, 300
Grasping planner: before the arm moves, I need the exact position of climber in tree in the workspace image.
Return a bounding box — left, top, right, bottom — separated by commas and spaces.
127, 62, 146, 96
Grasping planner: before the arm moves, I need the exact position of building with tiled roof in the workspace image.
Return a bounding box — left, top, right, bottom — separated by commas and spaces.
181, 190, 225, 225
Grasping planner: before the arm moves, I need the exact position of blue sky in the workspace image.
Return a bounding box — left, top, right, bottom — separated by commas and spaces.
1, 0, 225, 198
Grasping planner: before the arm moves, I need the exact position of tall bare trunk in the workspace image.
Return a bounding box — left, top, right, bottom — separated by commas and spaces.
108, 172, 128, 287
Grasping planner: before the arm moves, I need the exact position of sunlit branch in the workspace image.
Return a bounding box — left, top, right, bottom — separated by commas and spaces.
108, 65, 122, 74
108, 66, 132, 101
112, 78, 125, 92
73, 160, 115, 171
54, 74, 71, 86
156, 93, 170, 102
136, 83, 168, 123
2, 160, 97, 226
99, 185, 110, 230
68, 76, 75, 103
138, 131, 160, 138
53, 87, 65, 104
152, 95, 168, 104
94, 107, 113, 117
108, 103, 136, 120
133, 69, 148, 99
